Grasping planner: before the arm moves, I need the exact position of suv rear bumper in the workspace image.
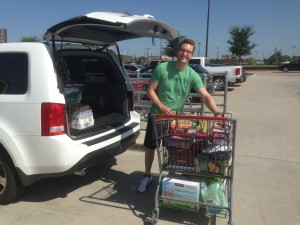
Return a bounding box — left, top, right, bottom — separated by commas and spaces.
16, 129, 140, 186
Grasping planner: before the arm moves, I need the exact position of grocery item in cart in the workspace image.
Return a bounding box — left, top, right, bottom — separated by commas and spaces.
201, 180, 228, 215
170, 119, 192, 133
166, 137, 195, 166
203, 142, 232, 160
162, 176, 200, 212
197, 157, 229, 174
166, 137, 192, 150
170, 119, 208, 135
197, 141, 232, 174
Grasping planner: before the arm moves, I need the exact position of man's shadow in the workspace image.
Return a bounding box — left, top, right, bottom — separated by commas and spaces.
18, 158, 213, 225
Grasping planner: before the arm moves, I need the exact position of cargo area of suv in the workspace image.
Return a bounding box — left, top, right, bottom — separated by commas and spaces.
56, 45, 131, 139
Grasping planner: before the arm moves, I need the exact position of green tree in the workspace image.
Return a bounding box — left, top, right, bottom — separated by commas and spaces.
227, 25, 257, 64
266, 49, 292, 65
135, 56, 148, 65
245, 57, 256, 65
20, 36, 40, 42
163, 35, 185, 59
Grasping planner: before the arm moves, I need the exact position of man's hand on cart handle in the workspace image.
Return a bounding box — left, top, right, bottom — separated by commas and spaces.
214, 112, 223, 117
161, 105, 174, 115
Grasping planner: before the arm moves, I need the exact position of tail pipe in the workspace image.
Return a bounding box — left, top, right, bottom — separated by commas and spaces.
73, 167, 88, 176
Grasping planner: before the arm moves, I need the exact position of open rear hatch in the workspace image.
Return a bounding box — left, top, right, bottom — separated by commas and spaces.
43, 12, 178, 139
43, 11, 178, 44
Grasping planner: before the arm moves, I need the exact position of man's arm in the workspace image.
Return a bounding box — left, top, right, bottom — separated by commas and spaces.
147, 81, 173, 114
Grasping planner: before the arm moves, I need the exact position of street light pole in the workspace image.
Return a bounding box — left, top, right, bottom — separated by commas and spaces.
198, 42, 201, 56
205, 0, 210, 58
146, 48, 150, 63
293, 46, 296, 58
160, 39, 162, 59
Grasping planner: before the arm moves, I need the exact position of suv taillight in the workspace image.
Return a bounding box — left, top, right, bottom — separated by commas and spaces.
235, 68, 241, 75
41, 103, 66, 136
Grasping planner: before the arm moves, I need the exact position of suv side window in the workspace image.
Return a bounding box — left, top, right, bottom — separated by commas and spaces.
0, 53, 28, 94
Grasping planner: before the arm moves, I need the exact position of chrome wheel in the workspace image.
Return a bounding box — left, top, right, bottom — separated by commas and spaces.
214, 77, 225, 91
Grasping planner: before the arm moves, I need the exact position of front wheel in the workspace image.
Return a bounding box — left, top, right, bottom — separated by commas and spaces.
151, 208, 159, 225
0, 155, 24, 204
283, 67, 289, 72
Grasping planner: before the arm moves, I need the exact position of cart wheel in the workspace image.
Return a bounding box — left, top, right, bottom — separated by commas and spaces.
151, 208, 159, 225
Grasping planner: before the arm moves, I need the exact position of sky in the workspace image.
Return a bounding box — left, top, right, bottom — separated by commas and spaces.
1, 0, 300, 60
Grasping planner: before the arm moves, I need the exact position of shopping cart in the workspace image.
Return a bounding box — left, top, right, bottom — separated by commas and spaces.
150, 112, 237, 225
130, 78, 151, 121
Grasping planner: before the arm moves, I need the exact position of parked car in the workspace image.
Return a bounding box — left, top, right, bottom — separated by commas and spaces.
0, 11, 177, 204
189, 64, 215, 102
124, 64, 144, 75
124, 64, 145, 78
278, 59, 300, 72
136, 65, 145, 70
148, 60, 168, 67
138, 65, 158, 78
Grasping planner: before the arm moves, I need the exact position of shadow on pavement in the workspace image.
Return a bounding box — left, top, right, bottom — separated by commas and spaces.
18, 157, 213, 225
79, 170, 211, 225
17, 157, 119, 202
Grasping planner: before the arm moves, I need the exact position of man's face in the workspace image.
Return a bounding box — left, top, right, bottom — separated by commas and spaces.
176, 43, 194, 64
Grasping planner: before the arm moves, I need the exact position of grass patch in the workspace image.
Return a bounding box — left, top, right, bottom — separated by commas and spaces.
243, 65, 277, 70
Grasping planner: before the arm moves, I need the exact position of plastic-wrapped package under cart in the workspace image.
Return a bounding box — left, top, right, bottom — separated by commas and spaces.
150, 112, 237, 225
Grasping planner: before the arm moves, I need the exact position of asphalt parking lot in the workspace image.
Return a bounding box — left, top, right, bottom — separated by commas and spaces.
0, 71, 300, 225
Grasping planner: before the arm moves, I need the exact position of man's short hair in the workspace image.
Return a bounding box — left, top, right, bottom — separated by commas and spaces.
179, 38, 196, 52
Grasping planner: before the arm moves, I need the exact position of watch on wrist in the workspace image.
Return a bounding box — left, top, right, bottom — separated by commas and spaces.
214, 112, 222, 116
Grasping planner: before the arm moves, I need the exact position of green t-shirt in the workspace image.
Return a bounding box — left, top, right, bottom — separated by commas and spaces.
150, 61, 204, 114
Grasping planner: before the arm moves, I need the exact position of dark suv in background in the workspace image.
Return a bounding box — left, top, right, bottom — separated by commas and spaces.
278, 59, 300, 72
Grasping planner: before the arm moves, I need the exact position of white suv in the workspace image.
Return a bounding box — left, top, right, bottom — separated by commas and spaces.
0, 11, 177, 204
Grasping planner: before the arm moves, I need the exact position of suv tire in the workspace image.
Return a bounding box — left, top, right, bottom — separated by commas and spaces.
283, 67, 289, 72
0, 154, 24, 205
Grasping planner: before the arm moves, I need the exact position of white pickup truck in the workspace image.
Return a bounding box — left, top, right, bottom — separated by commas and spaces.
189, 57, 243, 89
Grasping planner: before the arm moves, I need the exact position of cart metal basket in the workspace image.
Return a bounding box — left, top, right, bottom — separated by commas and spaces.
151, 112, 237, 225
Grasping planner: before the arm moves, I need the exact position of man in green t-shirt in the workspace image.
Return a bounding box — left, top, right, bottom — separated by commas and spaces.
137, 38, 221, 193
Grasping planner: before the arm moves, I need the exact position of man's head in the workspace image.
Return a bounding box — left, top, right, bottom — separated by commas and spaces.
178, 38, 196, 53
176, 38, 195, 66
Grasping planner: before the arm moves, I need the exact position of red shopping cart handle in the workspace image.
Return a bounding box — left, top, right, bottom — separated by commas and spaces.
155, 114, 228, 121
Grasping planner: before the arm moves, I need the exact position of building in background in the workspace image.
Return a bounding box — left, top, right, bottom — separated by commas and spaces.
0, 28, 8, 43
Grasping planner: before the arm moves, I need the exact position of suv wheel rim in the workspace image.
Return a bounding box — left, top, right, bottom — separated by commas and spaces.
0, 161, 7, 194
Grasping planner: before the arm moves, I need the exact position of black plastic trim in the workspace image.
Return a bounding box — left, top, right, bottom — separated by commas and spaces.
83, 122, 138, 146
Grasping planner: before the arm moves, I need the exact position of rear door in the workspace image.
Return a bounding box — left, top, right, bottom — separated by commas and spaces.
43, 12, 178, 44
